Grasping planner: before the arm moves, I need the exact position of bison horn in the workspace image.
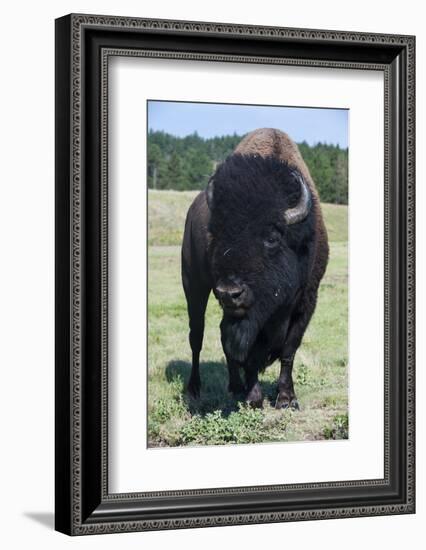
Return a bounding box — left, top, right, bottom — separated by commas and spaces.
284, 171, 311, 225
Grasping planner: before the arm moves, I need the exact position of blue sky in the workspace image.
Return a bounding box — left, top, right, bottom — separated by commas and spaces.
148, 101, 348, 148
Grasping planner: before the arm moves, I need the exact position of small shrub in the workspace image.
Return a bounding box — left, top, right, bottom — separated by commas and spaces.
176, 403, 296, 446
323, 413, 349, 440
179, 404, 266, 446
295, 364, 309, 386
150, 394, 187, 424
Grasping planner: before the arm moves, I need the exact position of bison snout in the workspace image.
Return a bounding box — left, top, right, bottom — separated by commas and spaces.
215, 281, 253, 316
216, 285, 243, 303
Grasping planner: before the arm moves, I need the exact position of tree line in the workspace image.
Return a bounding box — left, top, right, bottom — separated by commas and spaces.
147, 130, 348, 204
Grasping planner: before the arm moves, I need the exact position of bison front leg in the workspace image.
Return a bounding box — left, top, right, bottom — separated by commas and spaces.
244, 365, 263, 409
226, 358, 245, 397
275, 289, 318, 410
275, 354, 299, 410
186, 292, 209, 398
182, 278, 211, 399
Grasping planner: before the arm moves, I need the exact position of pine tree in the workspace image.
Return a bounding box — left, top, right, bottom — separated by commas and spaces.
146, 130, 348, 203
167, 151, 186, 190
147, 142, 163, 189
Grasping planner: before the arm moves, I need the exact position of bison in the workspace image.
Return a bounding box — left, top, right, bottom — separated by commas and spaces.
181, 128, 329, 409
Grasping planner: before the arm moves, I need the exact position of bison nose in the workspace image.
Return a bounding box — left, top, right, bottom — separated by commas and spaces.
216, 284, 245, 306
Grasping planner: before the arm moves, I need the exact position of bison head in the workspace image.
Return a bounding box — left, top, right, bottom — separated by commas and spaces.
206, 154, 315, 363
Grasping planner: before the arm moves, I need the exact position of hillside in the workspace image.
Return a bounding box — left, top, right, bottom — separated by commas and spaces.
148, 189, 348, 246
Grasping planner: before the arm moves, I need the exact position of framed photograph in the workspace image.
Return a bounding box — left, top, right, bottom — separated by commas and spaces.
55, 14, 415, 535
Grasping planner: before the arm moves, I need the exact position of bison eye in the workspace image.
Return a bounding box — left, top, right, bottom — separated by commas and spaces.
264, 230, 281, 250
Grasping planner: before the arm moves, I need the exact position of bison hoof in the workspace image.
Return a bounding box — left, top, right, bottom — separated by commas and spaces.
275, 394, 299, 410
246, 398, 263, 409
245, 383, 263, 408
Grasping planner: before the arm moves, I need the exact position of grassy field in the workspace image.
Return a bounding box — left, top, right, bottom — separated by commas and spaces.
147, 190, 348, 448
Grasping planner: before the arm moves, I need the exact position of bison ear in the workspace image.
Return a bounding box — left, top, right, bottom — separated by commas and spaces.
206, 177, 214, 210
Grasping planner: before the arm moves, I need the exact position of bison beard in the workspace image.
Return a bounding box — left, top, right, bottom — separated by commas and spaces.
181, 128, 328, 409
220, 269, 297, 364
221, 316, 253, 364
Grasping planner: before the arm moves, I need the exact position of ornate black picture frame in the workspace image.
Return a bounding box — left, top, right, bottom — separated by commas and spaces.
55, 13, 415, 535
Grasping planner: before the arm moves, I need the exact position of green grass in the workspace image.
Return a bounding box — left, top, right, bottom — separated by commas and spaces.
147, 190, 348, 448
